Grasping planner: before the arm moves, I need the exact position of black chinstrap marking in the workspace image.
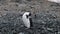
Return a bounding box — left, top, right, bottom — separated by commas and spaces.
26, 15, 29, 18
26, 13, 31, 18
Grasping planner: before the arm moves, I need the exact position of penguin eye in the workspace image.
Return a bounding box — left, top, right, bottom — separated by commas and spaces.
26, 15, 29, 18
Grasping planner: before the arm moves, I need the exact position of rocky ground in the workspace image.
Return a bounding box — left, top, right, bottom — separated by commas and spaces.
0, 0, 60, 34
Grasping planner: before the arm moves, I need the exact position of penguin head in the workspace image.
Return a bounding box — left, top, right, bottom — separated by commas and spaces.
24, 12, 31, 18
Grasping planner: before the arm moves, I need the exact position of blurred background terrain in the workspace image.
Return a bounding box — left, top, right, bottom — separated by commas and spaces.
0, 0, 60, 34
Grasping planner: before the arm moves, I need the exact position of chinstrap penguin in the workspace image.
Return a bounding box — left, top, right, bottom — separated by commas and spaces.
22, 12, 33, 28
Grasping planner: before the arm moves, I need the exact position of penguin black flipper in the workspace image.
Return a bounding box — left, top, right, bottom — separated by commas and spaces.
29, 18, 33, 27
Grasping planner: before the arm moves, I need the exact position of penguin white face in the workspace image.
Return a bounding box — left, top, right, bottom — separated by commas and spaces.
22, 12, 32, 28
23, 12, 31, 18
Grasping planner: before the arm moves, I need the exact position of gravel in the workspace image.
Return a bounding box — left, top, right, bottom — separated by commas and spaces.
0, 0, 60, 34
0, 13, 60, 34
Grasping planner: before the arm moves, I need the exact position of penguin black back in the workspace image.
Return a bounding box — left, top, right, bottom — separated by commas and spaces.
29, 12, 33, 27
29, 18, 33, 27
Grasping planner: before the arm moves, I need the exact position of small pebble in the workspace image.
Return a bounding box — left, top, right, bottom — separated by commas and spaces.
19, 32, 24, 34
